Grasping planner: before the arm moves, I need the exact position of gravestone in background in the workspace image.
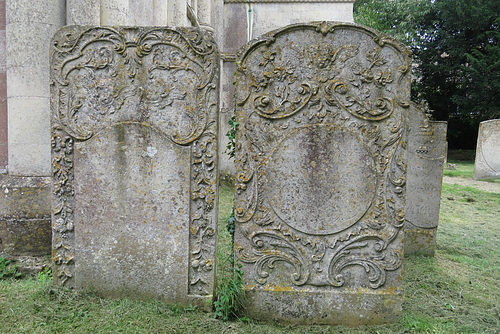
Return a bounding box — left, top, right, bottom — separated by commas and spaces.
234, 22, 411, 325
50, 26, 219, 307
405, 104, 447, 256
474, 119, 500, 180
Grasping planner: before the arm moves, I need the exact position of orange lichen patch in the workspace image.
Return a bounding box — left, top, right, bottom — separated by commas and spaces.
263, 284, 298, 292
345, 285, 402, 295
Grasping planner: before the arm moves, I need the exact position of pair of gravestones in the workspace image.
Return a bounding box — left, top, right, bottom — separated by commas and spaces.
50, 23, 446, 325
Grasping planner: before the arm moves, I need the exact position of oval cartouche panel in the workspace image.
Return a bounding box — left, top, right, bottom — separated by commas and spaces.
265, 124, 377, 235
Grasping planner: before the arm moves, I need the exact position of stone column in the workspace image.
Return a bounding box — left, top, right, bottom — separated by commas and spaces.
169, 0, 188, 26
0, 0, 7, 172
67, 0, 100, 25
100, 0, 129, 25
67, 0, 170, 26
129, 0, 156, 25
6, 0, 65, 176
197, 0, 212, 27
1, 0, 65, 259
153, 0, 169, 25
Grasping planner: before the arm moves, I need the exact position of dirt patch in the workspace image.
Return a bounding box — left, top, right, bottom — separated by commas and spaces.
443, 176, 500, 193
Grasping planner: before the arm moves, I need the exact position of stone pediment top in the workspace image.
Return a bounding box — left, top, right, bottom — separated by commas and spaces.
225, 0, 354, 3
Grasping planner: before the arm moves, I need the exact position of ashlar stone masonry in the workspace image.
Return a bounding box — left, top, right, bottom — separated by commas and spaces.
474, 119, 500, 180
234, 22, 411, 325
405, 103, 447, 256
50, 26, 219, 307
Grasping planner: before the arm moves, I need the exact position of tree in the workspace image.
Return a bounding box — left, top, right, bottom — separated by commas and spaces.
354, 0, 500, 149
353, 0, 434, 49
415, 0, 500, 148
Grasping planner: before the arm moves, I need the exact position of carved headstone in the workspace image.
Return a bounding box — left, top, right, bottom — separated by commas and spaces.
234, 22, 411, 325
405, 104, 447, 256
474, 119, 500, 180
50, 26, 219, 307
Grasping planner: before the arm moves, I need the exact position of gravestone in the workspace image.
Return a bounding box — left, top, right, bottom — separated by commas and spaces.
50, 26, 219, 307
234, 22, 411, 325
473, 119, 500, 180
405, 104, 447, 256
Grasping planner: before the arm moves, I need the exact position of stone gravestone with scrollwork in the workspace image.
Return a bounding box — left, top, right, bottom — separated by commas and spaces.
473, 119, 500, 180
50, 26, 219, 307
234, 22, 410, 325
405, 103, 447, 256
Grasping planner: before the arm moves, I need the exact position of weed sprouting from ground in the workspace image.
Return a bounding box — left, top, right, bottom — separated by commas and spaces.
37, 267, 52, 283
213, 259, 246, 321
214, 207, 247, 321
0, 255, 23, 280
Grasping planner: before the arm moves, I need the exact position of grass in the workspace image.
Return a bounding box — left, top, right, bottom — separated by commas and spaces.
403, 181, 500, 333
443, 161, 476, 178
0, 162, 498, 333
444, 158, 500, 184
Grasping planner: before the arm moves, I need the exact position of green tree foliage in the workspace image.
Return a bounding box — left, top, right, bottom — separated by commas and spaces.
415, 0, 500, 148
354, 0, 433, 49
354, 0, 500, 149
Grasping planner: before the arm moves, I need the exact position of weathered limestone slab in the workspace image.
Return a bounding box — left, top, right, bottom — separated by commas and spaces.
234, 22, 411, 325
473, 119, 500, 180
405, 104, 447, 256
50, 26, 219, 307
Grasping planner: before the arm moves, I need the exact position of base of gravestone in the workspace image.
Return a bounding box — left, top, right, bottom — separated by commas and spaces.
404, 227, 437, 256
243, 289, 402, 325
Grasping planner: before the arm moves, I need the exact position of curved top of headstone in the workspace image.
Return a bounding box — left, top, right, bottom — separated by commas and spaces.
50, 26, 218, 144
479, 119, 500, 125
237, 21, 411, 66
235, 21, 412, 122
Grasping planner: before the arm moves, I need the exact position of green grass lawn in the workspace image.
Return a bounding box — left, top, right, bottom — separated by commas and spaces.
0, 162, 499, 333
443, 161, 476, 178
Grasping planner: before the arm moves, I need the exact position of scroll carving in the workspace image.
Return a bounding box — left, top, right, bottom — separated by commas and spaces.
50, 26, 219, 296
234, 22, 410, 290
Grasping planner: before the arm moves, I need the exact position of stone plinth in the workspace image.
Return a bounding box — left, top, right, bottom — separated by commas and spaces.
234, 22, 410, 325
405, 104, 447, 256
50, 26, 219, 307
473, 119, 500, 180
0, 175, 51, 257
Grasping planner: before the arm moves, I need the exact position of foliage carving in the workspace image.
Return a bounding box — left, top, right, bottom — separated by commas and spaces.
50, 26, 219, 295
234, 22, 410, 290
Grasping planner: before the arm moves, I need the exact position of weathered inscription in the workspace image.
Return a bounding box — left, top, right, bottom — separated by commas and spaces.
234, 22, 411, 325
405, 103, 447, 255
50, 26, 219, 306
